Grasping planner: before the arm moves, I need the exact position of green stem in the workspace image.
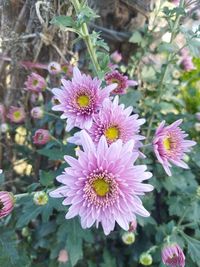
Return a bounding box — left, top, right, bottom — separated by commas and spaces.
51, 136, 63, 146
44, 111, 61, 119
145, 0, 185, 145
71, 0, 101, 75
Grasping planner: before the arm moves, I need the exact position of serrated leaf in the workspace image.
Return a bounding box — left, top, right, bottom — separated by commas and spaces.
51, 16, 75, 28
16, 205, 43, 228
0, 229, 19, 265
57, 218, 93, 266
181, 232, 200, 266
39, 170, 54, 187
37, 147, 65, 160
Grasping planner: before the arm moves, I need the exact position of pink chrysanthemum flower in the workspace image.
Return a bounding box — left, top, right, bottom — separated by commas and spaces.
7, 106, 25, 123
33, 129, 51, 145
68, 96, 145, 156
50, 131, 153, 235
162, 243, 185, 267
52, 67, 116, 131
0, 191, 15, 219
24, 72, 46, 93
89, 96, 145, 145
105, 70, 138, 95
153, 119, 196, 176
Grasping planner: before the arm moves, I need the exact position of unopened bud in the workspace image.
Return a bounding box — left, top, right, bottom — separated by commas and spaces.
33, 191, 48, 205
122, 232, 135, 245
139, 253, 153, 266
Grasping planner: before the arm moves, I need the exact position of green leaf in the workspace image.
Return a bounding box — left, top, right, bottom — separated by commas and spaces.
129, 31, 142, 44
37, 147, 64, 160
16, 199, 43, 228
39, 170, 54, 187
181, 232, 200, 266
51, 16, 75, 28
100, 249, 116, 267
120, 91, 141, 110
0, 229, 19, 265
157, 42, 178, 53
57, 218, 93, 266
0, 172, 5, 185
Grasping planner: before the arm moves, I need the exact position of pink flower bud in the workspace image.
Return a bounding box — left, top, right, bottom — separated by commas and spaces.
24, 73, 46, 93
110, 51, 122, 63
33, 129, 50, 145
47, 62, 61, 75
162, 243, 185, 267
129, 219, 137, 232
7, 106, 25, 123
58, 249, 68, 263
31, 107, 44, 119
0, 191, 15, 219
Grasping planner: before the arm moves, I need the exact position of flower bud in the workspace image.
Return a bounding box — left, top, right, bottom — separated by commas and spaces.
195, 123, 200, 132
33, 191, 48, 206
0, 191, 15, 219
162, 243, 185, 267
196, 186, 200, 198
122, 232, 135, 245
58, 249, 68, 263
129, 219, 137, 232
31, 107, 44, 119
48, 62, 61, 75
21, 227, 30, 237
110, 51, 122, 63
139, 253, 153, 266
196, 112, 200, 121
33, 129, 50, 145
0, 123, 9, 133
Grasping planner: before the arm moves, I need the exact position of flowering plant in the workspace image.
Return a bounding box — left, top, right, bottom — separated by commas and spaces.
0, 0, 200, 266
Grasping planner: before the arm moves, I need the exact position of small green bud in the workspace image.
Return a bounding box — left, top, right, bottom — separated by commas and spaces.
21, 227, 30, 237
33, 191, 48, 206
196, 186, 200, 198
122, 232, 135, 245
139, 253, 153, 266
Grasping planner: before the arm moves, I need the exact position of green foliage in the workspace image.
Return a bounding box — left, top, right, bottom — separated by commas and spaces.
181, 232, 200, 267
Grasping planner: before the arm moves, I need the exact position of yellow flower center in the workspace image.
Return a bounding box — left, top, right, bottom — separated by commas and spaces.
163, 137, 171, 150
77, 95, 90, 108
33, 79, 39, 86
13, 111, 21, 119
111, 78, 120, 84
92, 179, 110, 197
105, 126, 120, 141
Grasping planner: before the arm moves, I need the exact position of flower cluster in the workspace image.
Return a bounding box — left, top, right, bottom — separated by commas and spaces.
50, 66, 196, 238
50, 67, 153, 235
